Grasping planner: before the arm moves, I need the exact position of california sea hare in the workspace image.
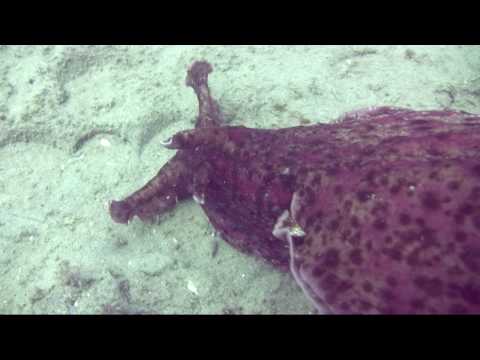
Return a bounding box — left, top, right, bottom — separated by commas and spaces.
110, 60, 480, 314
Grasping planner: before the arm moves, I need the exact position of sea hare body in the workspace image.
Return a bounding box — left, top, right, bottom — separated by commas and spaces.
110, 61, 480, 314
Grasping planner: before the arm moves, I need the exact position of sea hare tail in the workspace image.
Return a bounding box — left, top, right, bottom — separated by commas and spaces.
186, 60, 225, 128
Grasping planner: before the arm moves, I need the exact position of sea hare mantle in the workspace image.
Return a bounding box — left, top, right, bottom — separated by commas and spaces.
110, 60, 480, 314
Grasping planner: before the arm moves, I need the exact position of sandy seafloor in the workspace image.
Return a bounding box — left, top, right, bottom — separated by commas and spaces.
0, 45, 479, 314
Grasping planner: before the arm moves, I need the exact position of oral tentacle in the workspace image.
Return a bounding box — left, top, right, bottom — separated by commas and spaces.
109, 152, 193, 224
186, 60, 225, 128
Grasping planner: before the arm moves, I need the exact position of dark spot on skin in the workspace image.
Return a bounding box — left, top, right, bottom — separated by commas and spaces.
292, 236, 305, 247
385, 236, 393, 244
472, 164, 480, 177
447, 265, 465, 277
349, 248, 363, 265
386, 146, 399, 155
380, 306, 396, 314
328, 219, 340, 231
442, 196, 452, 204
356, 190, 372, 202
386, 276, 398, 287
419, 227, 437, 246
426, 146, 443, 157
297, 167, 308, 178
303, 187, 315, 206
305, 215, 316, 229
350, 216, 360, 228
415, 218, 425, 227
279, 173, 296, 190
343, 200, 353, 212
365, 170, 377, 185
406, 249, 420, 266
304, 236, 313, 246
340, 302, 351, 312
449, 304, 468, 314
454, 213, 465, 225
459, 203, 474, 216
362, 281, 373, 293
426, 307, 438, 314
337, 280, 353, 294
314, 210, 324, 223
435, 132, 450, 141
410, 298, 425, 310
326, 165, 340, 176
473, 216, 480, 231
312, 174, 322, 186
447, 180, 460, 191
359, 300, 373, 311
321, 248, 340, 269
312, 264, 325, 278
471, 186, 480, 201
460, 246, 480, 273
340, 229, 351, 242
305, 211, 323, 231
462, 283, 480, 305
421, 191, 441, 211
334, 185, 343, 195
314, 224, 322, 234
348, 232, 362, 246
371, 203, 388, 216
390, 184, 401, 195
428, 159, 442, 168
380, 288, 396, 302
411, 119, 430, 126
366, 241, 372, 251
429, 171, 438, 180
373, 218, 387, 231
382, 247, 403, 262
446, 242, 456, 252
413, 276, 443, 297
399, 213, 411, 226
415, 125, 434, 132
447, 283, 463, 299
322, 273, 339, 291
399, 229, 419, 243
360, 145, 375, 157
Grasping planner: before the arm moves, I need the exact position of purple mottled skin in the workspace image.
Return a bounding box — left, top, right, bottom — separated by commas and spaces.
110, 61, 480, 314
